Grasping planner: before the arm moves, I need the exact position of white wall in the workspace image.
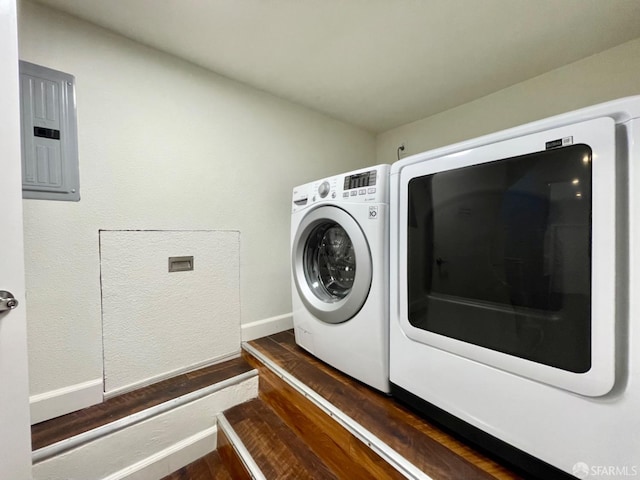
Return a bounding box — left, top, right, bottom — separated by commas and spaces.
377, 37, 640, 163
18, 0, 374, 419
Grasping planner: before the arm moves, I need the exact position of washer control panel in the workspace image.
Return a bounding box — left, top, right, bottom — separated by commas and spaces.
343, 169, 377, 191
291, 164, 390, 213
341, 169, 379, 199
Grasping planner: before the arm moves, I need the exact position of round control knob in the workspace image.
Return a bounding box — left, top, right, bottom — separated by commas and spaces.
318, 181, 330, 198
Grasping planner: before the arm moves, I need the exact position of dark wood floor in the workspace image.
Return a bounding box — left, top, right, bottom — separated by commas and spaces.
31, 356, 253, 451
162, 330, 522, 479
249, 350, 405, 480
160, 451, 233, 480
33, 331, 522, 479
247, 330, 521, 480
225, 397, 340, 479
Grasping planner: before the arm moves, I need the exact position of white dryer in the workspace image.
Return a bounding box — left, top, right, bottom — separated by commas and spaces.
291, 165, 390, 393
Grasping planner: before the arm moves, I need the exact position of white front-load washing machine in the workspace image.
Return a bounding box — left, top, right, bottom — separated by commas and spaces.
291, 164, 390, 393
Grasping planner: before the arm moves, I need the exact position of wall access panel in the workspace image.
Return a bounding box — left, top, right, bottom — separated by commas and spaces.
99, 230, 241, 397
19, 61, 79, 201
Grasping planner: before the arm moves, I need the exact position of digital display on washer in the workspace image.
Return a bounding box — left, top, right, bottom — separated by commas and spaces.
343, 170, 377, 190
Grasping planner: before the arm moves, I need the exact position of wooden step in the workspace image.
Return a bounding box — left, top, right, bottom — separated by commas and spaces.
222, 397, 339, 479
32, 356, 255, 451
160, 450, 233, 480
243, 330, 521, 480
31, 356, 259, 480
247, 347, 405, 479
216, 423, 252, 480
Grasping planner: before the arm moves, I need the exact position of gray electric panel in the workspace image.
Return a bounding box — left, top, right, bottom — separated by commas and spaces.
19, 61, 79, 201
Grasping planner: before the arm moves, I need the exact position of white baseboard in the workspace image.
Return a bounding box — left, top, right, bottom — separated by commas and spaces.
241, 313, 293, 341
104, 351, 241, 399
103, 426, 217, 480
30, 378, 103, 424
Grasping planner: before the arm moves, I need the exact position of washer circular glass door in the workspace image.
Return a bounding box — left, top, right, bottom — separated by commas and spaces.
292, 206, 372, 324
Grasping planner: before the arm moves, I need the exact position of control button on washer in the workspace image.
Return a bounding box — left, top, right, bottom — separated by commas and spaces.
318, 181, 330, 198
343, 192, 349, 198
350, 191, 357, 196
368, 187, 376, 194
359, 189, 366, 195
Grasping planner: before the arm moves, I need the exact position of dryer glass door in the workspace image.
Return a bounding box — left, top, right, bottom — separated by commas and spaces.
292, 206, 372, 324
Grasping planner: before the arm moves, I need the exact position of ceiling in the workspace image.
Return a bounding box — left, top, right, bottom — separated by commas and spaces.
32, 0, 640, 133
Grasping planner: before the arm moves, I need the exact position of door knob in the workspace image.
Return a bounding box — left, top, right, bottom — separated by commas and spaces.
0, 291, 19, 312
